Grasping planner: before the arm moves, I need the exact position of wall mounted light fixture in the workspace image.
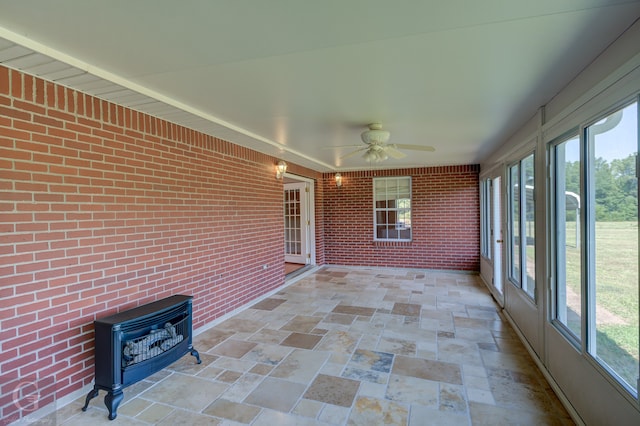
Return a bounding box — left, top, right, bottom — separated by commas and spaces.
276, 160, 287, 179
335, 172, 342, 187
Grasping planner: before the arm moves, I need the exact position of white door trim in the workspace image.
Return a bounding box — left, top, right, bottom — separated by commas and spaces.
283, 173, 316, 265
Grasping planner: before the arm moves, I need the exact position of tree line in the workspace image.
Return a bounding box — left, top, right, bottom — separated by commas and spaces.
564, 154, 637, 221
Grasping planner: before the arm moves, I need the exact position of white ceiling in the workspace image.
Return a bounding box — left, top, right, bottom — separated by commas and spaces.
0, 1, 639, 172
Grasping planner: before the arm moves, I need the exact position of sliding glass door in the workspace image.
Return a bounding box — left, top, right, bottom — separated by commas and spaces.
551, 100, 639, 396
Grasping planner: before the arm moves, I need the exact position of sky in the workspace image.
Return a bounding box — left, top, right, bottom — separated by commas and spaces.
564, 102, 637, 163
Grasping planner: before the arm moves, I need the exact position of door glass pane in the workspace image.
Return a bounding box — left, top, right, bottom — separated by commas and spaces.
493, 176, 503, 294
522, 154, 536, 298
480, 179, 491, 259
588, 102, 638, 392
509, 164, 521, 284
284, 188, 302, 256
554, 135, 582, 339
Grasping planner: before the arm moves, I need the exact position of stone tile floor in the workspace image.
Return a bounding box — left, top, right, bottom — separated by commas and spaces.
49, 267, 574, 425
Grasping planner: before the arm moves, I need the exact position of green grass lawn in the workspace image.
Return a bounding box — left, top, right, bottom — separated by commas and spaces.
564, 221, 639, 389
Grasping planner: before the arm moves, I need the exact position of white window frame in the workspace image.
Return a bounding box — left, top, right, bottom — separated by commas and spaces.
547, 96, 640, 399
549, 129, 582, 348
507, 152, 536, 301
373, 176, 412, 241
480, 179, 492, 259
583, 99, 639, 397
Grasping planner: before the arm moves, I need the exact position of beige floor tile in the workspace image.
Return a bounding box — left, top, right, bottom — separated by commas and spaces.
377, 335, 417, 356
203, 398, 261, 423
212, 356, 255, 372
409, 404, 469, 426
211, 339, 257, 358
41, 400, 85, 425
293, 398, 324, 418
323, 312, 356, 325
280, 315, 323, 333
252, 409, 323, 426
358, 380, 387, 399
392, 355, 463, 385
44, 267, 573, 426
195, 329, 235, 352
319, 403, 350, 424
280, 332, 323, 349
242, 342, 292, 365
469, 401, 565, 426
437, 338, 484, 366
440, 383, 468, 413
467, 387, 496, 405
347, 396, 408, 426
247, 328, 291, 344
385, 374, 439, 407
315, 330, 360, 354
332, 305, 376, 316
321, 361, 348, 376
249, 363, 275, 375
391, 302, 422, 317
140, 374, 228, 412
135, 403, 174, 423
117, 397, 152, 417
165, 352, 216, 375
216, 318, 265, 334
196, 365, 224, 379
244, 377, 306, 412
250, 297, 287, 311
270, 349, 329, 383
220, 373, 264, 402
304, 374, 360, 407
155, 409, 221, 426
217, 369, 243, 383
62, 405, 148, 425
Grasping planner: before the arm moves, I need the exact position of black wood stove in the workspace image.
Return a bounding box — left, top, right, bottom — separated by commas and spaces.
81, 295, 201, 420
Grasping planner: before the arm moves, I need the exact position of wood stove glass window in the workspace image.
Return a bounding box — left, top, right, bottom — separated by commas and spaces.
374, 176, 412, 241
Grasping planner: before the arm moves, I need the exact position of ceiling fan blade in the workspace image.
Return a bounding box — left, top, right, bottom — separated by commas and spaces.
340, 148, 366, 160
322, 144, 365, 149
394, 144, 435, 152
384, 145, 407, 159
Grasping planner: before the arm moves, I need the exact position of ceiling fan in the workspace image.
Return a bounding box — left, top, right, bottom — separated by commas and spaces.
338, 123, 435, 162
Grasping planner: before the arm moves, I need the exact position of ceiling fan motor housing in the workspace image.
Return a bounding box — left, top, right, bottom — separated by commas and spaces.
361, 123, 390, 145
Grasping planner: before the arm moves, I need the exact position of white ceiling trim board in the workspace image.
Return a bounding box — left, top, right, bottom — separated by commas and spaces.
0, 26, 336, 172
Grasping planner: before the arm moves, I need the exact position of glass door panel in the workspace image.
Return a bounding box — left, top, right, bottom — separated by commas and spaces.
587, 102, 638, 393
284, 182, 308, 264
553, 134, 582, 341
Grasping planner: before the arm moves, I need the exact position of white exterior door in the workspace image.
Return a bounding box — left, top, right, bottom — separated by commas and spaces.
284, 182, 309, 264
491, 176, 504, 299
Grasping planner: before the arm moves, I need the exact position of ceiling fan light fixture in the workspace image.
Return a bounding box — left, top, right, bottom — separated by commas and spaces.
363, 148, 387, 163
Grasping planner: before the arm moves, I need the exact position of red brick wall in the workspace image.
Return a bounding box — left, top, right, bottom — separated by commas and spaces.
0, 66, 323, 423
322, 166, 480, 270
0, 63, 480, 423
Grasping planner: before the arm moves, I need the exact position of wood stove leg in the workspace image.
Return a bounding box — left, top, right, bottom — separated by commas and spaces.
81, 386, 99, 411
104, 390, 124, 420
190, 347, 201, 364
